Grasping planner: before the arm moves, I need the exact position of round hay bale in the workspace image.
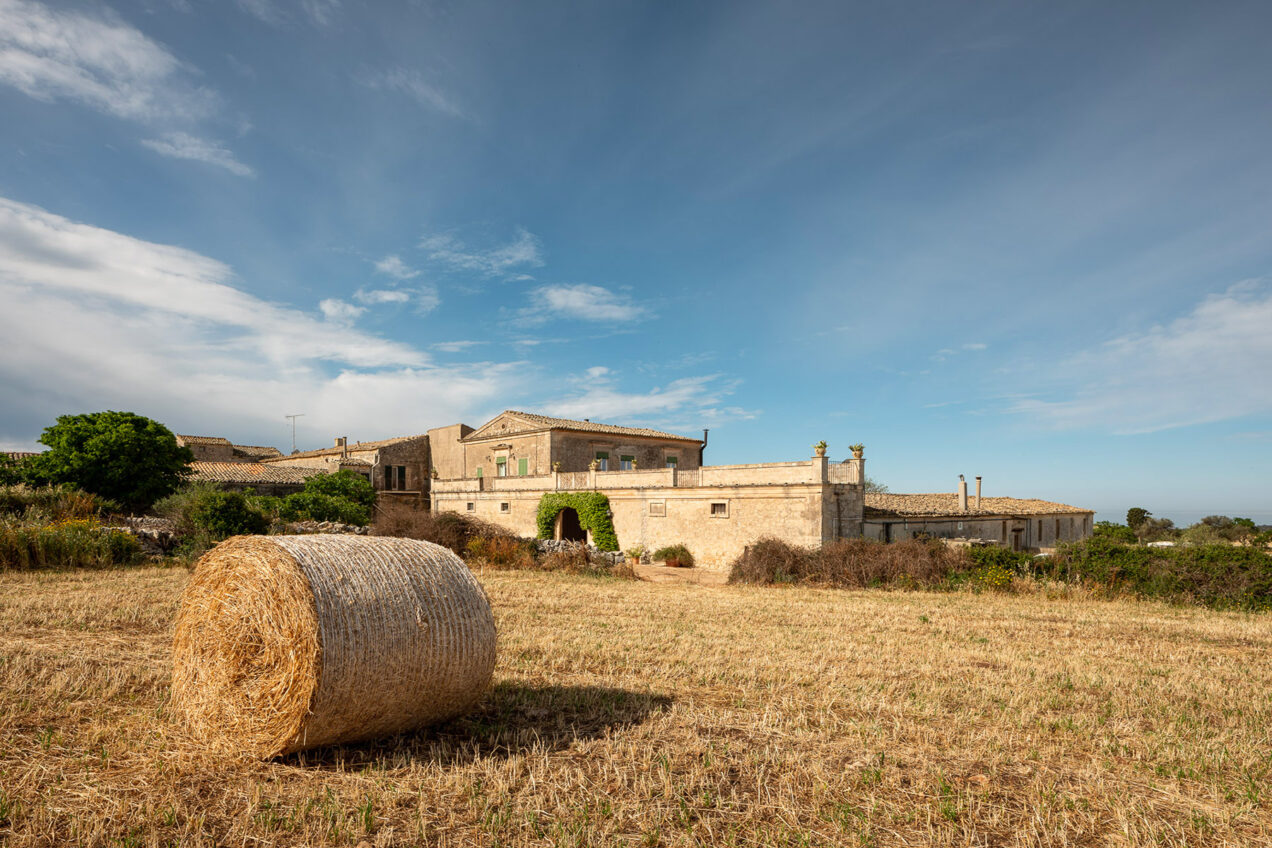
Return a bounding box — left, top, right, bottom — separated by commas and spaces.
171, 534, 496, 757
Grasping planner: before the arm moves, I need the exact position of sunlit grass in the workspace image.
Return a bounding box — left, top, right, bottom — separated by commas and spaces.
0, 566, 1268, 846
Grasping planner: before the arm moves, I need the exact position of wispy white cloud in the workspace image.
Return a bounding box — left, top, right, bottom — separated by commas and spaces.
299, 0, 339, 26
354, 288, 411, 305
0, 0, 217, 122
318, 298, 365, 324
362, 67, 461, 117
0, 0, 248, 173
353, 285, 440, 314
432, 340, 485, 354
141, 131, 253, 177
522, 284, 649, 323
0, 197, 526, 442
932, 341, 988, 361
420, 228, 544, 277
373, 254, 420, 280
1011, 281, 1272, 434
542, 370, 752, 429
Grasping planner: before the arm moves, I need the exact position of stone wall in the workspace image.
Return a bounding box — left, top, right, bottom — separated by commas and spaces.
549, 431, 701, 473
862, 512, 1094, 549
426, 423, 472, 479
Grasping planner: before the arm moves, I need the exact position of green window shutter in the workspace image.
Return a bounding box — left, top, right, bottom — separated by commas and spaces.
621, 455, 634, 462
518, 458, 528, 476
666, 456, 678, 466
476, 467, 483, 478
595, 451, 609, 459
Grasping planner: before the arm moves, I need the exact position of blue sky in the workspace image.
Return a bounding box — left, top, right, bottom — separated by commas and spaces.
2, 0, 1271, 524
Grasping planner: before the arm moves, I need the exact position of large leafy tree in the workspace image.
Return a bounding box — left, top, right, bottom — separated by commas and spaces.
25, 411, 193, 511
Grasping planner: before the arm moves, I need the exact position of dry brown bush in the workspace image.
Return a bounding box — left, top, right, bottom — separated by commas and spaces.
372, 503, 516, 557
729, 536, 967, 587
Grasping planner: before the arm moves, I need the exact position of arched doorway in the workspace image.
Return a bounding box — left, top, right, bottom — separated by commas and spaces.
554, 507, 587, 543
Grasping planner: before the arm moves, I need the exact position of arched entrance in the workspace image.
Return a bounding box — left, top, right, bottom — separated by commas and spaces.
554, 507, 587, 543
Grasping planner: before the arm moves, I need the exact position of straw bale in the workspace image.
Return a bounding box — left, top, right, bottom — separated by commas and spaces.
171, 534, 496, 757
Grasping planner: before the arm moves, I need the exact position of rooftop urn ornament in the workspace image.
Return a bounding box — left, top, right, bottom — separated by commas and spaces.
588, 459, 599, 471
813, 440, 828, 457
850, 443, 865, 459
631, 458, 639, 470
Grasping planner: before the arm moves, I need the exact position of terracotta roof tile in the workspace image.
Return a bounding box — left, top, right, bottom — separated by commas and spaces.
864, 492, 1091, 518
188, 461, 322, 485
464, 410, 702, 443
262, 434, 426, 462
176, 435, 232, 446
232, 444, 283, 459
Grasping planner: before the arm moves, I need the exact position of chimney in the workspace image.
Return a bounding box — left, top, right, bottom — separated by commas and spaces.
700, 428, 709, 465
958, 474, 968, 512
334, 436, 347, 457
975, 476, 982, 509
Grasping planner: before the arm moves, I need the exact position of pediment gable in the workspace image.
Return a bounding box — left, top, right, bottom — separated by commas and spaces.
463, 411, 545, 442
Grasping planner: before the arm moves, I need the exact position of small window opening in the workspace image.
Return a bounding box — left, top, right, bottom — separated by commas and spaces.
500, 502, 510, 513
710, 501, 729, 518
620, 455, 634, 471
466, 502, 475, 512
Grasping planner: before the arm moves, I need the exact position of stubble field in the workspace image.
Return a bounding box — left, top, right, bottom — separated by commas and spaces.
0, 565, 1269, 846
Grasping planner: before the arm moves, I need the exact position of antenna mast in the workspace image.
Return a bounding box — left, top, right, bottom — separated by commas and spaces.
284, 413, 305, 453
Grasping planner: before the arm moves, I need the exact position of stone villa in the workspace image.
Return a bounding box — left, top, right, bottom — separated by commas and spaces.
176, 410, 1093, 569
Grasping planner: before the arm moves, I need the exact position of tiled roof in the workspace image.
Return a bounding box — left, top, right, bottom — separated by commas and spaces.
336, 457, 373, 467
864, 493, 1091, 518
2, 451, 42, 460
176, 435, 232, 446
464, 410, 702, 443
187, 461, 323, 485
262, 434, 426, 462
232, 444, 283, 459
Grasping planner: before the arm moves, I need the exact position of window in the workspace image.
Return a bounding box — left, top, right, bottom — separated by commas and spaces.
466, 502, 475, 512
620, 455, 634, 471
595, 451, 609, 471
665, 456, 678, 468
476, 467, 483, 478
496, 457, 508, 477
383, 466, 393, 490
518, 458, 528, 476
397, 466, 407, 489
710, 501, 729, 518
649, 501, 666, 517
500, 502, 510, 513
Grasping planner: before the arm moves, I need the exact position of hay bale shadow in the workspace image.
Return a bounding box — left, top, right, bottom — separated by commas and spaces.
289, 681, 671, 769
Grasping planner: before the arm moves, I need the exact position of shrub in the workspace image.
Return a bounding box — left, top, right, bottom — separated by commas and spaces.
300, 470, 377, 511
1038, 536, 1272, 610
0, 485, 116, 522
0, 518, 142, 570
280, 491, 370, 526
535, 493, 619, 551
22, 411, 192, 511
372, 504, 518, 556
279, 471, 377, 526
652, 543, 695, 568
465, 535, 537, 569
1093, 521, 1138, 544
728, 537, 964, 588
188, 490, 269, 539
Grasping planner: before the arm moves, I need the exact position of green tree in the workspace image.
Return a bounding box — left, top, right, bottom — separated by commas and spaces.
301, 470, 377, 511
279, 471, 377, 526
1126, 507, 1150, 531
862, 474, 889, 494
23, 411, 192, 512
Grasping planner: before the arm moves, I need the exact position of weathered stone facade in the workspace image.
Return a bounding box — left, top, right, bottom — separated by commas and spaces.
862, 492, 1094, 550
265, 434, 430, 496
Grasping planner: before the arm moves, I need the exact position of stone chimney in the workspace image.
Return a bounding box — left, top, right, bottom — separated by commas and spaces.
975, 476, 982, 509
958, 474, 968, 512
334, 436, 348, 457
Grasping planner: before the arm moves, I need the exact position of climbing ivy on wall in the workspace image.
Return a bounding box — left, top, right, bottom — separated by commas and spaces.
535, 492, 619, 551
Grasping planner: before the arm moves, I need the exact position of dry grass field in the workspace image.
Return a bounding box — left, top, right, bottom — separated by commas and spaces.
1, 566, 1270, 847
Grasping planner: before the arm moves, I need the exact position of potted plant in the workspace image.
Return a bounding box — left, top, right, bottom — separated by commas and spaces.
588, 459, 599, 471
652, 543, 695, 568
849, 443, 864, 459
813, 440, 827, 457
625, 545, 646, 566
430, 467, 440, 480
552, 461, 561, 472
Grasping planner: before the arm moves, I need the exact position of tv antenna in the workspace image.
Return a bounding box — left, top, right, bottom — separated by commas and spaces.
284, 413, 305, 453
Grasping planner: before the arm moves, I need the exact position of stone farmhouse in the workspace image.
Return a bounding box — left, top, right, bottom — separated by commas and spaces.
262, 434, 429, 506
862, 476, 1093, 551
430, 410, 866, 569
167, 411, 1092, 568
176, 435, 320, 497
